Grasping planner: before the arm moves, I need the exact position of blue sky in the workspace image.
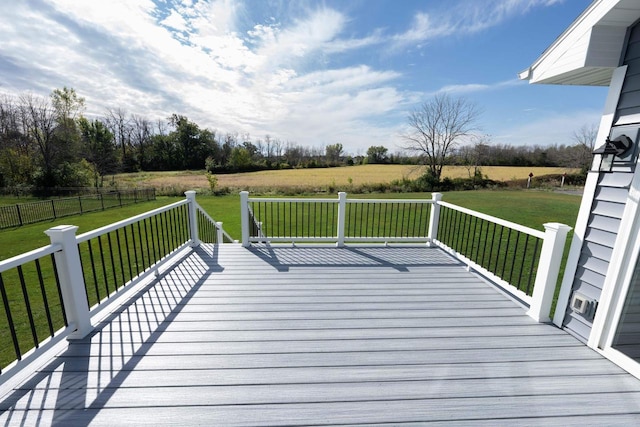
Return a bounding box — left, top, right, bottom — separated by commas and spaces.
0, 0, 603, 154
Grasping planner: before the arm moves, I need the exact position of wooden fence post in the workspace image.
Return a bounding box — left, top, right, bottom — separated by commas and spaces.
427, 192, 442, 246
336, 192, 347, 247
526, 222, 572, 322
185, 191, 200, 247
240, 191, 250, 247
45, 225, 92, 339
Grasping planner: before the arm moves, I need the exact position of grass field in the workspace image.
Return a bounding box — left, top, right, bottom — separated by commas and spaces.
0, 190, 581, 261
0, 198, 178, 261
112, 165, 580, 193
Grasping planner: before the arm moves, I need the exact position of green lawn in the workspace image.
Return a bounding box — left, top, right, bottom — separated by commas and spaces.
440, 191, 581, 231
195, 190, 581, 239
1, 190, 582, 261
0, 197, 182, 261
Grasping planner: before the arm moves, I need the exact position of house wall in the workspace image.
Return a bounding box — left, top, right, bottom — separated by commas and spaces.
616, 24, 640, 124
562, 22, 640, 342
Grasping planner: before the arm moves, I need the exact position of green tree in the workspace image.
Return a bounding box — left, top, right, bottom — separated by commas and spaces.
229, 146, 252, 170
25, 86, 86, 187
0, 96, 34, 186
366, 145, 389, 164
148, 133, 180, 170
325, 143, 344, 166
50, 86, 85, 165
170, 114, 211, 169
79, 117, 118, 186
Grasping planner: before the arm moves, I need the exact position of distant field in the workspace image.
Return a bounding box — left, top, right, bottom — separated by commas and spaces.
113, 165, 579, 192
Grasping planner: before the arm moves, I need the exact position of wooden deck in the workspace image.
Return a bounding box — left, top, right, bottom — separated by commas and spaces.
2, 243, 640, 425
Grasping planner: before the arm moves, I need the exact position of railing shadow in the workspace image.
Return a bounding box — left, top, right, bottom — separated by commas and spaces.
0, 244, 223, 426
248, 244, 465, 272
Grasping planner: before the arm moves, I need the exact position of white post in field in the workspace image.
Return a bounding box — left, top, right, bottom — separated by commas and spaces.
216, 222, 224, 244
427, 192, 443, 246
240, 191, 250, 247
45, 225, 93, 339
185, 191, 200, 247
336, 192, 347, 247
526, 222, 572, 323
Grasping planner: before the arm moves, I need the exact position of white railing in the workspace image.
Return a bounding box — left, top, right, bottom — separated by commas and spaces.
433, 200, 571, 321
0, 191, 227, 385
241, 191, 439, 246
240, 191, 571, 323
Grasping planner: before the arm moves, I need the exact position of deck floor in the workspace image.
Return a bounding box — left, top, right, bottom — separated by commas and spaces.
2, 244, 640, 425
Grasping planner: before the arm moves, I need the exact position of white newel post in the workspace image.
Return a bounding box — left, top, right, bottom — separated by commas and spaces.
336, 192, 347, 247
45, 225, 93, 339
216, 222, 224, 244
526, 222, 572, 323
240, 191, 250, 247
427, 192, 443, 246
185, 191, 200, 247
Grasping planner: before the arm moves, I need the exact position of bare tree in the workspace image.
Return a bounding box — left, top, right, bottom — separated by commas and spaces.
572, 123, 597, 172
130, 114, 152, 169
264, 134, 273, 164
461, 134, 491, 178
402, 93, 481, 180
105, 107, 131, 160
19, 93, 58, 182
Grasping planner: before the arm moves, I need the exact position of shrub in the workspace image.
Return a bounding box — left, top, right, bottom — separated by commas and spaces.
206, 172, 218, 194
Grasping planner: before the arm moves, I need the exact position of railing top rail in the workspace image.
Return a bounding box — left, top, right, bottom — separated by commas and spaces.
0, 243, 61, 274
438, 200, 545, 239
77, 199, 189, 243
248, 197, 338, 203
247, 197, 434, 204
346, 199, 433, 204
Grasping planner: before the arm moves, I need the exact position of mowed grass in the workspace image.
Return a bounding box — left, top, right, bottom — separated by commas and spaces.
0, 198, 181, 261
1, 190, 580, 261
113, 165, 579, 192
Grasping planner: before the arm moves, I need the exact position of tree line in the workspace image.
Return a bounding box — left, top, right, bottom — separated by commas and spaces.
0, 88, 595, 189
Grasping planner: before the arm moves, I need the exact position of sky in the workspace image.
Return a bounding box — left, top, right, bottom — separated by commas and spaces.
0, 0, 605, 155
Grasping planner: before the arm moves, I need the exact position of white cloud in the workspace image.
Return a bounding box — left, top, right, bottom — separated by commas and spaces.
436, 79, 524, 95
160, 10, 189, 32
0, 0, 578, 154
390, 0, 565, 49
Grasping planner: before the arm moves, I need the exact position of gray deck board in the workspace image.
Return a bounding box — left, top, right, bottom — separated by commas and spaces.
2, 243, 640, 426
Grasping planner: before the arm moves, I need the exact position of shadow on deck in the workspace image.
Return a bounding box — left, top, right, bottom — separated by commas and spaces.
2, 244, 640, 426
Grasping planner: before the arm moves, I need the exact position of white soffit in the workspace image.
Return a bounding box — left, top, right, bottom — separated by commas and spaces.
519, 0, 640, 86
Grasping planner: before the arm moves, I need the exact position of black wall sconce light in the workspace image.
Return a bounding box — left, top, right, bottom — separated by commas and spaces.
592, 134, 633, 172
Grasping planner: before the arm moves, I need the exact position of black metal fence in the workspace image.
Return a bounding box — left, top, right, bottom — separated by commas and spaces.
0, 247, 68, 374
345, 200, 431, 240
197, 208, 234, 244
247, 196, 434, 243
0, 189, 156, 230
437, 203, 543, 296
249, 198, 339, 241
77, 202, 190, 308
1, 193, 232, 374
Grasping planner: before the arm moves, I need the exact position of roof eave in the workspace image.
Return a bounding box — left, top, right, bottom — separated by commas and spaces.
520, 0, 635, 86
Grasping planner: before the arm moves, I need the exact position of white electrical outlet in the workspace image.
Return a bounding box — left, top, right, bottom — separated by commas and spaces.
571, 293, 589, 315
